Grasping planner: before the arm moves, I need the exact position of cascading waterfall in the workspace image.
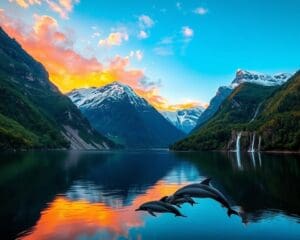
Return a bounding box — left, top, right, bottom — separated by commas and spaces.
258, 136, 262, 152
249, 103, 262, 123
248, 133, 256, 152
235, 132, 242, 170
236, 132, 242, 152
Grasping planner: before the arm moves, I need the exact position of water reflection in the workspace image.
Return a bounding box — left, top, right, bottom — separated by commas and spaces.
0, 151, 299, 240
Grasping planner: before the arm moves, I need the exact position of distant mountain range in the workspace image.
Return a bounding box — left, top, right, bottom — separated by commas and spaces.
68, 82, 185, 148
161, 107, 204, 133
171, 70, 299, 152
0, 27, 115, 150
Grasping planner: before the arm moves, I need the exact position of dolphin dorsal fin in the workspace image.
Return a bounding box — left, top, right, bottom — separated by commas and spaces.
200, 177, 212, 185
160, 196, 168, 202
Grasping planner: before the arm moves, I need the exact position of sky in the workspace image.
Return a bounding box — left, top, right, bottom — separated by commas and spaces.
0, 0, 300, 111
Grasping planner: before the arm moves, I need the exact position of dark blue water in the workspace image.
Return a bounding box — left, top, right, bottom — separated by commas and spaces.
0, 150, 299, 239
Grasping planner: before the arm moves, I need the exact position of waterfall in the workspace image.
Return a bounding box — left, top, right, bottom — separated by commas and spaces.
236, 132, 242, 152
248, 133, 256, 152
258, 136, 262, 152
249, 103, 262, 123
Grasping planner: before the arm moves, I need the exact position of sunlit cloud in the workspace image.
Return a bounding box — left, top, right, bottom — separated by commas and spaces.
98, 31, 129, 47
138, 15, 154, 29
130, 50, 143, 61
9, 0, 79, 19
137, 30, 148, 39
194, 7, 208, 15
9, 0, 41, 8
182, 26, 194, 38
153, 46, 173, 56
0, 10, 200, 111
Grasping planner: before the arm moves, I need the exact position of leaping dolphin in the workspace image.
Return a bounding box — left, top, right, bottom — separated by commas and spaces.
172, 178, 239, 217
160, 195, 196, 208
135, 201, 186, 217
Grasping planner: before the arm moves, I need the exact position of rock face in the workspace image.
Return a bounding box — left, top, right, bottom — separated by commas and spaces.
194, 86, 233, 132
0, 27, 115, 150
68, 82, 185, 148
161, 106, 204, 133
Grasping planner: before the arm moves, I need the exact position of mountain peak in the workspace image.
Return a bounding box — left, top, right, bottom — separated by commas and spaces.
68, 82, 148, 110
232, 69, 292, 87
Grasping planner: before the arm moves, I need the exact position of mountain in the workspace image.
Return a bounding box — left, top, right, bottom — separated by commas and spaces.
68, 82, 185, 148
161, 107, 204, 133
232, 69, 292, 87
0, 27, 115, 150
254, 71, 300, 151
171, 71, 299, 152
193, 86, 233, 132
192, 69, 292, 132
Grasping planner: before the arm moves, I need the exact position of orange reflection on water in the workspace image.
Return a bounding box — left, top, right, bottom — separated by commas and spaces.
20, 180, 188, 240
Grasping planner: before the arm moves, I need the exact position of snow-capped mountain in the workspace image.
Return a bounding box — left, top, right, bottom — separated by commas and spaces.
193, 69, 292, 133
68, 82, 185, 148
68, 82, 148, 109
161, 107, 205, 133
231, 69, 292, 87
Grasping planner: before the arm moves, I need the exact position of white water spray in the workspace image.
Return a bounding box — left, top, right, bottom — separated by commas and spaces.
236, 132, 242, 152
248, 133, 256, 152
258, 136, 262, 152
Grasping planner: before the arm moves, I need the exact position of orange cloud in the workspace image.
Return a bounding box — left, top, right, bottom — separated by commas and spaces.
9, 0, 41, 8
98, 31, 129, 47
0, 11, 204, 111
9, 0, 78, 19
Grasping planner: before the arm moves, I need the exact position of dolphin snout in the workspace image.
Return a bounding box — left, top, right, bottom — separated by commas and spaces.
135, 208, 141, 211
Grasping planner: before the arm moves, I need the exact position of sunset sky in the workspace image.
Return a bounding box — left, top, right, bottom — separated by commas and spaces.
1, 0, 299, 110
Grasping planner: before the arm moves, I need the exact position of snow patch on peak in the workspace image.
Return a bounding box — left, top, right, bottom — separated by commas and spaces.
232, 69, 292, 87
67, 82, 148, 109
161, 106, 204, 133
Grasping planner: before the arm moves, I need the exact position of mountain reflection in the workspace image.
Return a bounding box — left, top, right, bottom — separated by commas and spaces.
0, 150, 299, 240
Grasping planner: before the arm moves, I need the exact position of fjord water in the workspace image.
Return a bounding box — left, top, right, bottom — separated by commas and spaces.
0, 151, 299, 240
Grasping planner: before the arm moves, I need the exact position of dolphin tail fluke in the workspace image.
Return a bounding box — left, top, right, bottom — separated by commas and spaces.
227, 208, 239, 217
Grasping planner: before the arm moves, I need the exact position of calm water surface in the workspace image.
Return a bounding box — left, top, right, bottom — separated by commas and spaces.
0, 150, 299, 240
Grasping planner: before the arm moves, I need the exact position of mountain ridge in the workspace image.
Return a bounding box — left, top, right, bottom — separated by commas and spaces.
171, 71, 299, 152
0, 27, 115, 150
68, 82, 185, 148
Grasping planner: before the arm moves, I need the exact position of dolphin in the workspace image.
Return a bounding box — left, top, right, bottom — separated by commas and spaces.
172, 179, 239, 217
135, 201, 186, 217
160, 195, 196, 208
